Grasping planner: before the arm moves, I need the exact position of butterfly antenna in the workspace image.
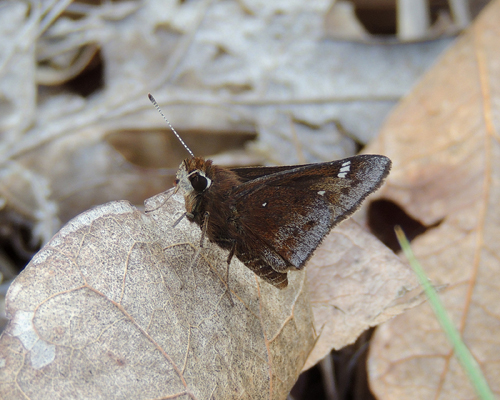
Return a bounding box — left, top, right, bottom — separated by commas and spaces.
148, 93, 195, 158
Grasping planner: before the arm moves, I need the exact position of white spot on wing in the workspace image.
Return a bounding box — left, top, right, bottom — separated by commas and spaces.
262, 202, 267, 207
338, 161, 351, 178
317, 190, 326, 196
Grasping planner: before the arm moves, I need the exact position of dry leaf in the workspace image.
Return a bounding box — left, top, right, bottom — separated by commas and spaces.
0, 191, 315, 399
365, 1, 500, 397
304, 218, 422, 370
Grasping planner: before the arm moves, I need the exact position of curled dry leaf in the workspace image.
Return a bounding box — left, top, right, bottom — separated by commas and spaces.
366, 1, 500, 398
0, 191, 315, 399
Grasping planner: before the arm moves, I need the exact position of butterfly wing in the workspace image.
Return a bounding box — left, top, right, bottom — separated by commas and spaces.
230, 164, 316, 182
231, 155, 391, 276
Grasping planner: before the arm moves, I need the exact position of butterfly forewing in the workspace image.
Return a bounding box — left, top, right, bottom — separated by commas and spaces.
229, 164, 316, 182
231, 155, 391, 273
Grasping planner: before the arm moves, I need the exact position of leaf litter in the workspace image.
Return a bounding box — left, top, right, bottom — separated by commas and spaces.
0, 0, 460, 398
366, 1, 500, 398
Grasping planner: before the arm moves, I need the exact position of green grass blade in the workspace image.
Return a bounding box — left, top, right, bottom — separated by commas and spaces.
395, 226, 495, 400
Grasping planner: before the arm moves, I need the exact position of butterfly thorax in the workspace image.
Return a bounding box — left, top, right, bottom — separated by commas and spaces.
175, 157, 244, 247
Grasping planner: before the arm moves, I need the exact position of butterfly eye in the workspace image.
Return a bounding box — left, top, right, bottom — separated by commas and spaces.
189, 173, 208, 192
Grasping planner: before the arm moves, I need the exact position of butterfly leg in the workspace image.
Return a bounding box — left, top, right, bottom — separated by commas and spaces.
189, 210, 209, 268
199, 211, 210, 247
145, 189, 175, 213
184, 211, 210, 290
224, 241, 236, 306
172, 211, 193, 228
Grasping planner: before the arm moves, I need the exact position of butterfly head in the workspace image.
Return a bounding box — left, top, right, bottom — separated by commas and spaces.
175, 157, 214, 197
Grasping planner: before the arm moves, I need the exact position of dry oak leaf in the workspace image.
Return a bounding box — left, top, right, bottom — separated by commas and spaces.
304, 218, 422, 370
366, 1, 500, 398
0, 190, 315, 400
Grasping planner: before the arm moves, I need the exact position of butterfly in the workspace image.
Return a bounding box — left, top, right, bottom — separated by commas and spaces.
149, 93, 391, 288
174, 154, 391, 288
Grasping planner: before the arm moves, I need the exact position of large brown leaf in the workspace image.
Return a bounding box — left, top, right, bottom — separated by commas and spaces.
366, 0, 500, 397
304, 218, 422, 370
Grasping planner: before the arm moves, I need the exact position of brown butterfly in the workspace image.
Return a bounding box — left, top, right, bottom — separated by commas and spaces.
149, 94, 391, 288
